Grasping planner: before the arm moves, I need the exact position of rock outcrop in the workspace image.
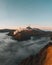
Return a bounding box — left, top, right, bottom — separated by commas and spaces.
7, 31, 14, 36
19, 42, 52, 65
13, 30, 31, 41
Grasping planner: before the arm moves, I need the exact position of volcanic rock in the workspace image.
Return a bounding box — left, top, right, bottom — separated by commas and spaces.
7, 27, 52, 41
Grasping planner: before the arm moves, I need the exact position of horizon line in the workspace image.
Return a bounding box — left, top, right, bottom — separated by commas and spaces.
0, 25, 52, 31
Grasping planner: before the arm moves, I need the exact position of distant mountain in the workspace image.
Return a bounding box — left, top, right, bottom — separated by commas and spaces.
0, 29, 15, 32
7, 26, 52, 41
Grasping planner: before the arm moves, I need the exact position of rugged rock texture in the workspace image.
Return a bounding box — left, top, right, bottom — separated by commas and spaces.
13, 30, 31, 41
7, 27, 52, 41
19, 42, 52, 65
7, 31, 14, 36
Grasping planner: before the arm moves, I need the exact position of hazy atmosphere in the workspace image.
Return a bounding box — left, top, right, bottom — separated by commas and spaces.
0, 0, 52, 65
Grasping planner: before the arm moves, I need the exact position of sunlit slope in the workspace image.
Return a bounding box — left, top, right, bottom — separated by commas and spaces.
19, 42, 52, 65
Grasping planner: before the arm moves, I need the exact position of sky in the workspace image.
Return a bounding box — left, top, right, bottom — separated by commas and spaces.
0, 0, 52, 29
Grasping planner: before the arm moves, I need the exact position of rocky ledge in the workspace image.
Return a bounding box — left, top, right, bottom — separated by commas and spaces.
19, 42, 52, 65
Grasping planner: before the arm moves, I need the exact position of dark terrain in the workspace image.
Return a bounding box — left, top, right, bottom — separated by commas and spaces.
7, 26, 52, 41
